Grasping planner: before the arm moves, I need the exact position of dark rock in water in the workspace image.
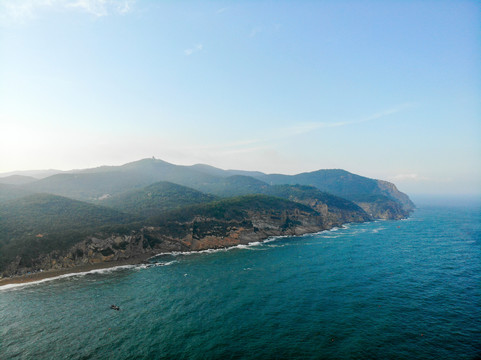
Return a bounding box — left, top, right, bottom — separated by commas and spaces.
110, 305, 120, 311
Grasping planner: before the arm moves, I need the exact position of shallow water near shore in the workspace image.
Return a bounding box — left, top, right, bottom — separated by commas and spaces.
1, 201, 480, 359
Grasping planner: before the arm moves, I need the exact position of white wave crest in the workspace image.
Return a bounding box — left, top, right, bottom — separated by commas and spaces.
0, 264, 138, 291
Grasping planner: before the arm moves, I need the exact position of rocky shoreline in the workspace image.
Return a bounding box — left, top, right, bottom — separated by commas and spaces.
0, 191, 413, 285
0, 252, 158, 287
0, 218, 346, 287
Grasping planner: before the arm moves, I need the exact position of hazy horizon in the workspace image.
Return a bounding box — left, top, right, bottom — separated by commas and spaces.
1, 1, 480, 196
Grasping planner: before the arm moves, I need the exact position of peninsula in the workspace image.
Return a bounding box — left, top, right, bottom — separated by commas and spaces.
0, 158, 414, 285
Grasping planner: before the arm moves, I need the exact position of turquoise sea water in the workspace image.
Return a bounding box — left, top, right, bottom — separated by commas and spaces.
1, 201, 480, 359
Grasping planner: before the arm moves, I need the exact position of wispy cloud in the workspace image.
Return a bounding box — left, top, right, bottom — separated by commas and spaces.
68, 0, 135, 17
192, 103, 414, 157
279, 103, 414, 138
0, 0, 135, 24
216, 7, 227, 14
184, 43, 203, 56
390, 173, 429, 182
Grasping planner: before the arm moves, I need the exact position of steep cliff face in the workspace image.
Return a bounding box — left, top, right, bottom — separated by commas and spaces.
289, 197, 371, 225
353, 199, 407, 220
376, 180, 415, 213
2, 207, 331, 277
256, 169, 414, 219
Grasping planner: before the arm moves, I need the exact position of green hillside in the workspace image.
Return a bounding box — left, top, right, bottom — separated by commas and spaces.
257, 169, 415, 212
0, 183, 33, 203
194, 175, 270, 197
151, 194, 317, 223
0, 175, 38, 185
264, 184, 363, 211
19, 159, 414, 216
0, 194, 136, 271
22, 158, 220, 201
100, 181, 218, 217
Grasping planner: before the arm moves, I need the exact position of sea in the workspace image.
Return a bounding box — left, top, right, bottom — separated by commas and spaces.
1, 197, 480, 360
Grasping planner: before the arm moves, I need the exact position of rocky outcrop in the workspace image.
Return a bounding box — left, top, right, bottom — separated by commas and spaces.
291, 198, 371, 225
353, 199, 407, 220
376, 180, 415, 213
2, 206, 345, 277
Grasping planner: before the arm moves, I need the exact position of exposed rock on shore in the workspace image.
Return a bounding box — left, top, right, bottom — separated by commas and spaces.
2, 196, 369, 277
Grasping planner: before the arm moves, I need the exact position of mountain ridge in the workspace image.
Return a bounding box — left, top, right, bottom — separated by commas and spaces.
14, 158, 414, 214
0, 158, 414, 278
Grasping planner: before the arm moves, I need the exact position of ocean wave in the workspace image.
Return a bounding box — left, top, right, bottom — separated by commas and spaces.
0, 264, 138, 291
319, 234, 342, 238
136, 261, 178, 269
262, 235, 291, 243
2, 223, 366, 290
151, 239, 273, 260
371, 227, 386, 233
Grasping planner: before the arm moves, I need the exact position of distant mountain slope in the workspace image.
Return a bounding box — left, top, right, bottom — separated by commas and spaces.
263, 184, 372, 223
256, 169, 415, 214
0, 194, 136, 273
0, 169, 62, 179
0, 159, 416, 277
19, 158, 414, 218
0, 184, 33, 203
194, 175, 270, 197
99, 181, 218, 217
22, 158, 220, 201
189, 163, 414, 215
0, 175, 38, 185
191, 164, 265, 179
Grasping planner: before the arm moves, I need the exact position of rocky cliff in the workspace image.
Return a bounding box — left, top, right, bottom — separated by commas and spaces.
2, 197, 367, 277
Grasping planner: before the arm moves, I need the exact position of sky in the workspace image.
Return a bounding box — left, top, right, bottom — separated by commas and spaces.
0, 0, 480, 195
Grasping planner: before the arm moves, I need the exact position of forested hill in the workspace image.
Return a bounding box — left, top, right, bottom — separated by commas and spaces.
11, 158, 414, 218
0, 158, 415, 277
0, 193, 369, 277
99, 181, 218, 217
0, 193, 137, 272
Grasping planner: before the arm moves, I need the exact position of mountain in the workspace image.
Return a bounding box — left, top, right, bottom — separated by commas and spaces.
0, 194, 136, 274
190, 164, 266, 178
99, 181, 218, 217
0, 183, 33, 203
0, 158, 415, 277
0, 187, 370, 277
18, 158, 413, 219
1, 195, 336, 276
263, 184, 372, 223
253, 169, 415, 216
0, 175, 38, 185
193, 175, 270, 197
22, 158, 219, 201
186, 163, 415, 217
0, 169, 63, 179
97, 174, 372, 224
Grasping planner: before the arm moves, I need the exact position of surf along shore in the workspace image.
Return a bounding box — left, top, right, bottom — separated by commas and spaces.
0, 217, 390, 289
0, 231, 305, 288
0, 253, 155, 288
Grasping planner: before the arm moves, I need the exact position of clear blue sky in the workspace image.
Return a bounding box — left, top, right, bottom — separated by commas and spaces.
0, 0, 480, 195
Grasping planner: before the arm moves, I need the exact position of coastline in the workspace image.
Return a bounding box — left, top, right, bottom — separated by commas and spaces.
0, 216, 402, 289
0, 253, 155, 288
0, 229, 323, 288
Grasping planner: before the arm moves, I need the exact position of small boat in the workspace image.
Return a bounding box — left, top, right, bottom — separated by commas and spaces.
110, 305, 120, 311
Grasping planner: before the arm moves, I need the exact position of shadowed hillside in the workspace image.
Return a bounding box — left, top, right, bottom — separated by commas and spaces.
0, 194, 137, 273
99, 181, 218, 217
